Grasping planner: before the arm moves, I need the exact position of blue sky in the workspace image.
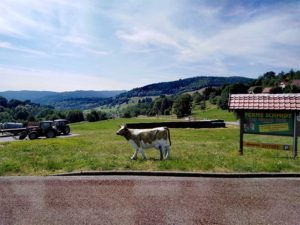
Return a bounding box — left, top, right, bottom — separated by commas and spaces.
0, 0, 299, 91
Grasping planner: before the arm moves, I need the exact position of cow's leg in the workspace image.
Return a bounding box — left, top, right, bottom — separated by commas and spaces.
139, 148, 146, 160
164, 145, 171, 159
159, 146, 163, 160
131, 149, 138, 160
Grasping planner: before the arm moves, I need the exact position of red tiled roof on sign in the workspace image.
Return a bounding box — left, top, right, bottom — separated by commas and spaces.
229, 94, 300, 110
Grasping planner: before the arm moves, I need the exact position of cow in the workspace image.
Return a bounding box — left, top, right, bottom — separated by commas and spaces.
116, 125, 171, 160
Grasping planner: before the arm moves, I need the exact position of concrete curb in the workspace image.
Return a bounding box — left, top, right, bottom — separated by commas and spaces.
52, 171, 300, 178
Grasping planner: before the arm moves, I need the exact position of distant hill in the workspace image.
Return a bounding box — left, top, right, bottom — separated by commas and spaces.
0, 76, 253, 109
116, 76, 253, 98
0, 90, 57, 102
34, 90, 125, 105
0, 90, 125, 102
0, 90, 125, 109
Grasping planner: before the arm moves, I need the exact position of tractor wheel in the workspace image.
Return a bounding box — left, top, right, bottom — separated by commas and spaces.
63, 126, 70, 135
46, 130, 56, 138
19, 131, 28, 140
28, 132, 38, 140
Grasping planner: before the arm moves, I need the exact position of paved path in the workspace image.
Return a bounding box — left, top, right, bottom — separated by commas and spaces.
0, 133, 79, 142
225, 121, 239, 126
0, 176, 299, 225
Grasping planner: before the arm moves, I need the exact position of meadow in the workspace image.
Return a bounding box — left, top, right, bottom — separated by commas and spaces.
0, 115, 300, 175
192, 101, 237, 121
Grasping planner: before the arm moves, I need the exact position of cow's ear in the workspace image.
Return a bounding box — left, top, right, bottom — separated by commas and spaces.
124, 124, 128, 129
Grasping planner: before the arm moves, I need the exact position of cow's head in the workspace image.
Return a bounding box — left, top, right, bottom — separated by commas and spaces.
116, 124, 129, 136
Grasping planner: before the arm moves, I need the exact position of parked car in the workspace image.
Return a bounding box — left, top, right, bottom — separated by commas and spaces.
53, 119, 71, 135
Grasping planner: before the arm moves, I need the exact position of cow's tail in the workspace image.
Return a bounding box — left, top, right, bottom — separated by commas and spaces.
166, 127, 171, 146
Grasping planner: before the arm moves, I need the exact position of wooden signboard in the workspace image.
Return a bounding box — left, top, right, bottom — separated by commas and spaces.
229, 94, 299, 158
244, 112, 293, 136
244, 141, 292, 151
239, 111, 298, 158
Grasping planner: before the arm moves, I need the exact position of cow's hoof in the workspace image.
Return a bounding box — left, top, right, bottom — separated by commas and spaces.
131, 157, 137, 160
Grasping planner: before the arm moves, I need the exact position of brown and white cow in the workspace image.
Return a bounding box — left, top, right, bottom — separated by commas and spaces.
116, 125, 171, 160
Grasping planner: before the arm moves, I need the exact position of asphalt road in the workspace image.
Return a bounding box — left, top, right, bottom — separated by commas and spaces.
0, 176, 299, 225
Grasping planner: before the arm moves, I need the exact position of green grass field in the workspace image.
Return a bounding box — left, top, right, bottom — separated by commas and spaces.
0, 117, 299, 175
192, 102, 237, 121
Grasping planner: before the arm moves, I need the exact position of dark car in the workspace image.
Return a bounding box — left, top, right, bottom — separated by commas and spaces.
53, 119, 71, 135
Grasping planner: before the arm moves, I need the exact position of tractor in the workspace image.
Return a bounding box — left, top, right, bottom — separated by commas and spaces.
27, 121, 58, 140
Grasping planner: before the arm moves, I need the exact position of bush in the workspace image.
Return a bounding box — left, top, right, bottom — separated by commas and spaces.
98, 111, 109, 120
209, 92, 218, 105
67, 110, 84, 123
172, 94, 192, 118
192, 92, 204, 106
86, 110, 99, 122
122, 110, 132, 118
86, 110, 109, 122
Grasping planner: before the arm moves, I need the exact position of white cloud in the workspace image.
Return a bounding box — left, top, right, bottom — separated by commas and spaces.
0, 67, 131, 91
116, 29, 180, 49
0, 41, 47, 56
63, 36, 89, 45
83, 48, 111, 56
0, 0, 108, 57
113, 1, 300, 70
0, 0, 57, 38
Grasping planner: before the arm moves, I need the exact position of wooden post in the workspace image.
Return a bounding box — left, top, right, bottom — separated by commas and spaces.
239, 111, 244, 155
293, 112, 298, 158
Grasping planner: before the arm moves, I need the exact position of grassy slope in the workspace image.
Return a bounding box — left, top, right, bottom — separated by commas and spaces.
0, 118, 299, 175
93, 96, 158, 114
192, 102, 237, 121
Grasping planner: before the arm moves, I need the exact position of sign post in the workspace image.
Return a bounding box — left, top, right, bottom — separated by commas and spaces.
229, 94, 300, 158
239, 111, 244, 155
293, 112, 298, 158
240, 111, 297, 156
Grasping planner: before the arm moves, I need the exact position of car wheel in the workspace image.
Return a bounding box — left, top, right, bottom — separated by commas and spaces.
29, 132, 38, 140
63, 126, 70, 135
46, 130, 56, 138
19, 131, 27, 140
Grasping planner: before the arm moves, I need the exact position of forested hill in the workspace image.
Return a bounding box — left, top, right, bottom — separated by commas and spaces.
0, 90, 125, 109
0, 76, 253, 109
0, 90, 56, 102
34, 90, 125, 105
0, 90, 125, 104
117, 76, 253, 98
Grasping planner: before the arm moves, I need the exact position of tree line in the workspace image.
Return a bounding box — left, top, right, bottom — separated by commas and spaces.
121, 94, 194, 118
0, 96, 102, 124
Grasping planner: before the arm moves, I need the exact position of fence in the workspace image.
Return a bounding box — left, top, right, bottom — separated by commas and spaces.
126, 120, 226, 129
